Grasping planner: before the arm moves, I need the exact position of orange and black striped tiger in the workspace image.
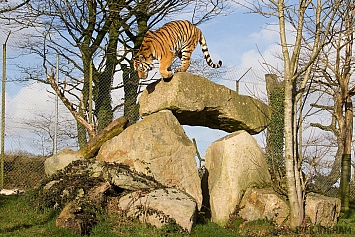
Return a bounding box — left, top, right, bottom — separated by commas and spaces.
133, 20, 222, 79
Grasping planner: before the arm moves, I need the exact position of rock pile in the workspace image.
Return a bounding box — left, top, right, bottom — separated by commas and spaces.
43, 72, 340, 234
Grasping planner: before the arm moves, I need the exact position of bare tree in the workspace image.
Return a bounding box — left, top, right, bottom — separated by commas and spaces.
20, 110, 77, 156
237, 0, 340, 228
310, 0, 355, 211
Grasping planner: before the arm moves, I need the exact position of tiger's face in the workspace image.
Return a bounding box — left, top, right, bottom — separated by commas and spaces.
134, 55, 154, 79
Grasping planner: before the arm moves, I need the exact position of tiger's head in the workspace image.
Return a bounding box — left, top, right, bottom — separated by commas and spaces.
133, 54, 154, 79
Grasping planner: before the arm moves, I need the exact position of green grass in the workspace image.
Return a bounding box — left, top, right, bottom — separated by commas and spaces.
0, 195, 77, 237
1, 194, 355, 237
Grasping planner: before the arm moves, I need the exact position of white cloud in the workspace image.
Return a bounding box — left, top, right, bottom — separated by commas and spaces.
250, 23, 280, 43
238, 43, 282, 71
3, 81, 82, 154
7, 82, 55, 121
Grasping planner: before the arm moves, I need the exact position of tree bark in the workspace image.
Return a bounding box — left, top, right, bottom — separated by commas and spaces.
122, 64, 140, 126
284, 76, 304, 228
78, 116, 128, 159
278, 0, 305, 227
339, 3, 354, 211
340, 96, 353, 211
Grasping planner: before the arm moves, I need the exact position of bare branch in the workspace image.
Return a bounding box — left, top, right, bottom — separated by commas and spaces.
46, 68, 95, 137
0, 0, 29, 14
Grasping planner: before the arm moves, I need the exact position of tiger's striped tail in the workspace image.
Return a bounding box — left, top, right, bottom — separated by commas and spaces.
199, 33, 222, 68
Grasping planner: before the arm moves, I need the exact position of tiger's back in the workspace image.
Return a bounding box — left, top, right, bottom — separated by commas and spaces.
134, 20, 222, 79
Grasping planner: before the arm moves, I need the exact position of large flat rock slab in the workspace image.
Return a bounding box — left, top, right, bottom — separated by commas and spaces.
139, 72, 271, 134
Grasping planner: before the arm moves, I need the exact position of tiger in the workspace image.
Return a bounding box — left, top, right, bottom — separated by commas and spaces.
133, 20, 222, 80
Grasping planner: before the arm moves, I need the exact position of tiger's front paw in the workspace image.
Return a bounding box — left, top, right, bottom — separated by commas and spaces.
161, 71, 173, 80
163, 77, 173, 82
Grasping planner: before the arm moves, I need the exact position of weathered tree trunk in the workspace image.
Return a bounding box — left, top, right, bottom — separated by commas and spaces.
77, 63, 90, 148
122, 64, 140, 126
95, 20, 119, 131
314, 142, 342, 193
340, 96, 353, 211
77, 121, 88, 149
284, 76, 304, 228
122, 15, 149, 126
339, 4, 354, 211
78, 116, 128, 159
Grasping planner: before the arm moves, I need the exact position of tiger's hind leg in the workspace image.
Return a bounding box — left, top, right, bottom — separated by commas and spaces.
159, 52, 175, 79
176, 50, 192, 72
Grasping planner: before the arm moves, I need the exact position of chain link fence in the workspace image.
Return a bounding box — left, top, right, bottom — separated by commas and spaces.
0, 34, 354, 203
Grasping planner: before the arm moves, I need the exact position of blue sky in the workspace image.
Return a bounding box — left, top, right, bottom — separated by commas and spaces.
198, 10, 281, 69
199, 12, 271, 65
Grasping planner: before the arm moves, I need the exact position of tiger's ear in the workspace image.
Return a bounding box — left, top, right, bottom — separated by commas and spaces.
139, 55, 146, 62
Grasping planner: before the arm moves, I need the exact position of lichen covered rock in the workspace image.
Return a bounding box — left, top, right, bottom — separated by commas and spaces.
139, 72, 271, 134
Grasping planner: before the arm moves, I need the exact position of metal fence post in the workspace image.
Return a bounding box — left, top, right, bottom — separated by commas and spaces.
236, 67, 252, 93
1, 32, 10, 188
54, 53, 59, 155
